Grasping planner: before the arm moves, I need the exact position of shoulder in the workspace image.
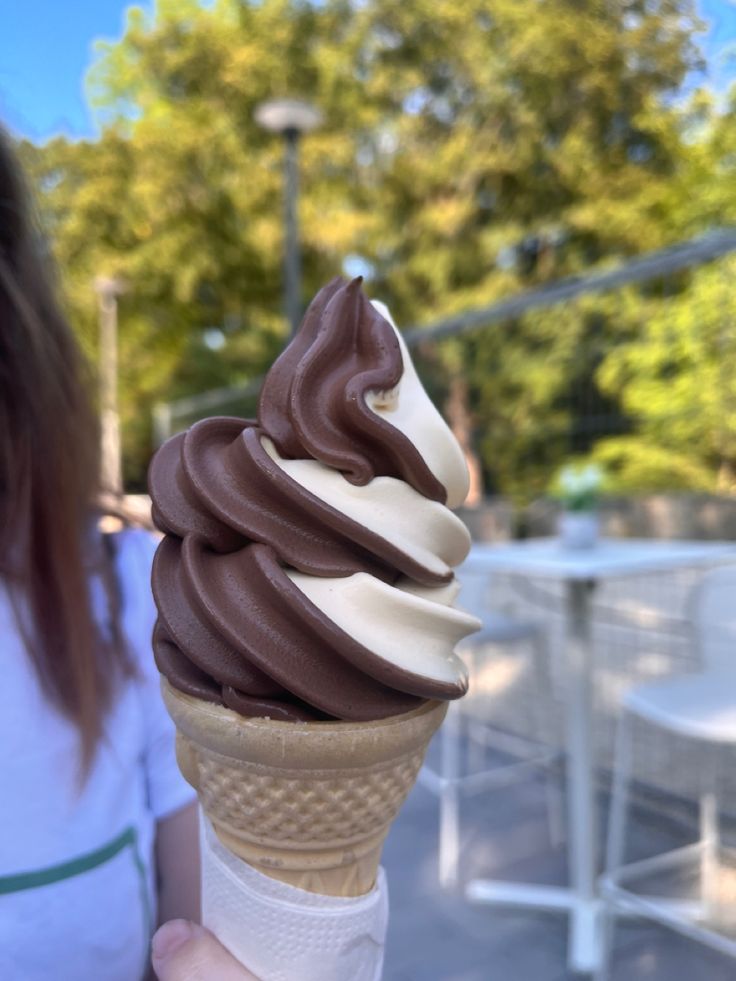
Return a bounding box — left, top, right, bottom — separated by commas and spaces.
113, 526, 159, 573
110, 527, 160, 609
109, 527, 160, 675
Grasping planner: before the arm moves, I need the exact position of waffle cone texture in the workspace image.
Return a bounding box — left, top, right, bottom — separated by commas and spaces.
162, 679, 447, 896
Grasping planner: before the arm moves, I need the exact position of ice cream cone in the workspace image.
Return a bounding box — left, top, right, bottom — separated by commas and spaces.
162, 678, 447, 897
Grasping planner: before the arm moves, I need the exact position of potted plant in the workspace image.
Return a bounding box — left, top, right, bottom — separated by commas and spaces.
552, 463, 604, 549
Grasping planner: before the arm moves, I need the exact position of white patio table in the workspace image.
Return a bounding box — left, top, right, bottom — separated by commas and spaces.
461, 537, 736, 975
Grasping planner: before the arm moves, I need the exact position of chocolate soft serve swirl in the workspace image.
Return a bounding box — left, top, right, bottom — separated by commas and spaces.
149, 277, 480, 722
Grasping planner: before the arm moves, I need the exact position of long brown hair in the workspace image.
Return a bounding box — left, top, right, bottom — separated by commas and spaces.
0, 129, 131, 769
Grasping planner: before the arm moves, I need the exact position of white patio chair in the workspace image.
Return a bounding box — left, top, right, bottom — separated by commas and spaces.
598, 563, 736, 979
419, 567, 563, 888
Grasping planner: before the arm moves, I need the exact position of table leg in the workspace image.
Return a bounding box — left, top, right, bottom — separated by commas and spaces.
566, 578, 602, 974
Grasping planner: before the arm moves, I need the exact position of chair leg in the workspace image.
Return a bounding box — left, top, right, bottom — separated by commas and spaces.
594, 910, 617, 981
439, 700, 462, 889
466, 717, 488, 776
530, 630, 565, 847
699, 759, 720, 920
606, 713, 633, 876
599, 713, 634, 980
464, 648, 487, 776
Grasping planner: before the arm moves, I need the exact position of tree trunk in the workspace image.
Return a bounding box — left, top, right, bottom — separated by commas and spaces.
717, 458, 736, 493
445, 374, 483, 507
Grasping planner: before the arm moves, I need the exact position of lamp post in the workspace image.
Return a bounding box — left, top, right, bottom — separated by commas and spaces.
94, 275, 125, 496
255, 98, 322, 335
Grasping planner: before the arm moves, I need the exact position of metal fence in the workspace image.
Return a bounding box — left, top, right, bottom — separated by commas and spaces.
152, 229, 736, 472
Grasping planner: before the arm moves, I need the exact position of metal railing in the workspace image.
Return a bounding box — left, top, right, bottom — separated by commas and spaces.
152, 228, 736, 445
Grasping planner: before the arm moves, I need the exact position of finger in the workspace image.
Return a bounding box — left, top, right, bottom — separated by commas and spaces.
151, 919, 258, 981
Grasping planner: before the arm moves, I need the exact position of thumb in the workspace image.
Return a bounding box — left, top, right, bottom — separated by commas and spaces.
151, 920, 258, 981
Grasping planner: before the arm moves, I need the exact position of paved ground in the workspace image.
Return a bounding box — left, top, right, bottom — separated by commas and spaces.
381, 740, 736, 981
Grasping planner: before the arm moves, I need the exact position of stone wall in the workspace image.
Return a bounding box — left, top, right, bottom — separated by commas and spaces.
125, 490, 736, 543
459, 493, 736, 543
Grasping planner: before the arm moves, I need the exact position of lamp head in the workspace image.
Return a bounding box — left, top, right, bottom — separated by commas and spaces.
255, 99, 323, 135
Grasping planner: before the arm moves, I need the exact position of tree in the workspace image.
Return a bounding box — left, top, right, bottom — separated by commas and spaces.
23, 0, 706, 494
572, 83, 736, 496
590, 257, 736, 492
330, 0, 705, 501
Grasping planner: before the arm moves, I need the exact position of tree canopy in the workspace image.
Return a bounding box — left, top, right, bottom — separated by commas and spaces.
19, 0, 735, 497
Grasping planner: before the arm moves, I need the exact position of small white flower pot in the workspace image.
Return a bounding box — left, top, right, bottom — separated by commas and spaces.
558, 511, 600, 550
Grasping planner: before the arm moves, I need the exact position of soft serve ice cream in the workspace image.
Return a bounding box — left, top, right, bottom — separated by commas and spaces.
149, 277, 480, 722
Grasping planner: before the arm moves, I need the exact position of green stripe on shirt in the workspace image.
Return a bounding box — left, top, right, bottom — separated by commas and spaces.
0, 826, 137, 894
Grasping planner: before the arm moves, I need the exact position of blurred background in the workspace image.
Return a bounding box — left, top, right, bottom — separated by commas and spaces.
7, 2, 736, 979
3, 0, 736, 515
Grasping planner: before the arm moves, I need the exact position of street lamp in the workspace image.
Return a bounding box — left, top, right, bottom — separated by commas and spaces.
94, 275, 125, 497
255, 98, 322, 335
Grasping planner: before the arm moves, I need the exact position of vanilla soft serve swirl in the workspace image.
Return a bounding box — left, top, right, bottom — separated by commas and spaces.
149, 277, 480, 721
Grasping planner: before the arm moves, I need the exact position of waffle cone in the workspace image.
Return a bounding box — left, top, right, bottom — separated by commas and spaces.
162, 680, 447, 896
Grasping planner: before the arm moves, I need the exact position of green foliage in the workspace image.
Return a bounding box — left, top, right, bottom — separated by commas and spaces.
589, 437, 714, 492
20, 0, 724, 495
593, 257, 736, 492
550, 462, 605, 512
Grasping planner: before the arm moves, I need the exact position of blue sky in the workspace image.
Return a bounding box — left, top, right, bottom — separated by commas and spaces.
700, 0, 736, 90
0, 0, 152, 140
2, 0, 736, 143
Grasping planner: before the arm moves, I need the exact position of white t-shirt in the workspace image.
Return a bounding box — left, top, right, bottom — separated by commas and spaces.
0, 528, 195, 981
